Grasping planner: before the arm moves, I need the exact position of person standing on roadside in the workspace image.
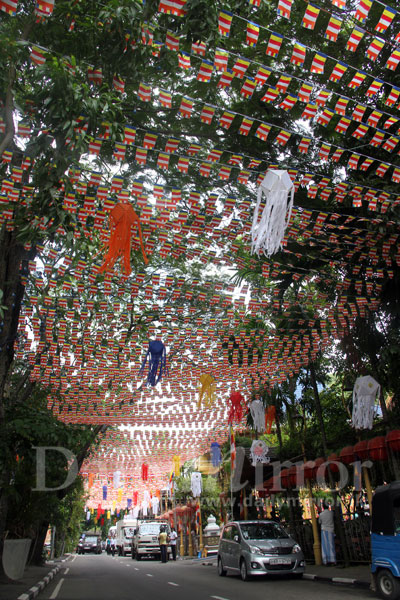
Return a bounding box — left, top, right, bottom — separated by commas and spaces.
110, 537, 116, 557
169, 527, 178, 561
159, 526, 168, 563
319, 501, 336, 565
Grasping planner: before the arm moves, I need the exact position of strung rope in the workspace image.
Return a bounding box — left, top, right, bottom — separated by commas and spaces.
99, 202, 148, 275
251, 170, 294, 257
139, 340, 167, 386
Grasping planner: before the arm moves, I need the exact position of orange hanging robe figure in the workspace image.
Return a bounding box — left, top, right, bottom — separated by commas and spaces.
99, 202, 148, 275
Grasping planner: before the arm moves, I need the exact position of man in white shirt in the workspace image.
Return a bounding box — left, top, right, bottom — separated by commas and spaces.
169, 527, 178, 561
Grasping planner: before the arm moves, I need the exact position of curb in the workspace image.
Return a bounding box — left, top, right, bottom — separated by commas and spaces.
303, 572, 371, 588
17, 565, 61, 600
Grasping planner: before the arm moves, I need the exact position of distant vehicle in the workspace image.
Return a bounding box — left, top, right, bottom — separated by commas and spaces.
131, 520, 171, 560
116, 518, 138, 556
217, 520, 305, 581
77, 534, 102, 555
371, 482, 400, 600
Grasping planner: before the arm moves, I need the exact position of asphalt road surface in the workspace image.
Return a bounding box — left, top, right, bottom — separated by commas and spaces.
40, 553, 375, 600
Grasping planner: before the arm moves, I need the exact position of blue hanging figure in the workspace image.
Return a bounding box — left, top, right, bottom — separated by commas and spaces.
211, 442, 222, 467
139, 340, 167, 386
102, 485, 107, 500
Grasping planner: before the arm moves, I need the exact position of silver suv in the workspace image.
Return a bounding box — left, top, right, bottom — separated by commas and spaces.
217, 520, 305, 581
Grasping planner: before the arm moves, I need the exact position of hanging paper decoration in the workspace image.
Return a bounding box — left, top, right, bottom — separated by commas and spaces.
139, 340, 167, 386
230, 425, 236, 472
352, 375, 380, 430
277, 0, 293, 18
246, 21, 259, 46
218, 10, 233, 37
99, 202, 148, 275
249, 399, 265, 432
375, 6, 396, 32
142, 463, 149, 481
1, 0, 18, 15
302, 3, 320, 29
250, 440, 271, 466
210, 442, 222, 467
228, 391, 245, 424
191, 471, 202, 497
354, 0, 372, 23
151, 496, 159, 514
102, 485, 107, 500
113, 470, 121, 488
173, 455, 181, 476
198, 373, 216, 407
251, 170, 294, 257
265, 405, 276, 433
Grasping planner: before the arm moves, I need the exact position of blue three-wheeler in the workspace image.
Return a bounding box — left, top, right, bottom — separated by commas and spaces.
372, 482, 400, 599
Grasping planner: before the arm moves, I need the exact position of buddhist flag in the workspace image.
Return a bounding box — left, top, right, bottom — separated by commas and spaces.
385, 86, 400, 106
329, 61, 347, 82
197, 60, 213, 82
219, 10, 233, 36
240, 77, 256, 98
277, 0, 293, 18
290, 43, 306, 66
30, 46, 46, 66
325, 15, 342, 41
255, 66, 271, 85
113, 75, 125, 94
135, 148, 148, 165
123, 126, 136, 144
158, 0, 187, 16
165, 30, 179, 51
334, 97, 349, 115
299, 137, 311, 153
219, 111, 235, 129
301, 102, 317, 119
302, 3, 320, 29
266, 32, 284, 57
375, 6, 396, 32
279, 94, 298, 111
298, 82, 313, 102
159, 89, 172, 108
355, 0, 372, 23
275, 129, 291, 146
310, 52, 327, 73
255, 123, 271, 141
35, 0, 54, 17
335, 117, 351, 134
200, 104, 215, 124
346, 26, 364, 51
138, 83, 151, 101
218, 70, 234, 88
261, 86, 279, 103
177, 157, 189, 173
352, 123, 369, 139
276, 74, 291, 92
179, 97, 193, 117
232, 56, 250, 78
366, 78, 383, 97
214, 48, 229, 71
386, 49, 400, 71
238, 117, 254, 135
143, 132, 157, 149
246, 21, 259, 46
157, 152, 170, 170
367, 37, 384, 61
348, 70, 366, 88
178, 52, 191, 70
1, 0, 17, 15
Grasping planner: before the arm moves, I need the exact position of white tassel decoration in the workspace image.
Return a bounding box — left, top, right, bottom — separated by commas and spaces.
352, 375, 380, 430
249, 399, 265, 433
251, 169, 294, 257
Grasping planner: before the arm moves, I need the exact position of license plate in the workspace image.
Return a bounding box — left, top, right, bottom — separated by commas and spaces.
270, 558, 291, 565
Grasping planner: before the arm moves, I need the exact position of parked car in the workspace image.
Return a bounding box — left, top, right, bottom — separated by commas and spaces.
77, 534, 102, 554
217, 520, 305, 581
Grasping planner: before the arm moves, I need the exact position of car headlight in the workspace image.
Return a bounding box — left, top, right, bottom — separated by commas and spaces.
248, 545, 263, 555
292, 544, 301, 553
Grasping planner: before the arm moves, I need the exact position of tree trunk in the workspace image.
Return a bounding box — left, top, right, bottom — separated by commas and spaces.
28, 521, 49, 566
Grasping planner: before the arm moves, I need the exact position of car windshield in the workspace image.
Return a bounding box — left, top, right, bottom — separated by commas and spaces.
85, 536, 99, 543
139, 524, 162, 535
123, 527, 136, 539
239, 523, 289, 540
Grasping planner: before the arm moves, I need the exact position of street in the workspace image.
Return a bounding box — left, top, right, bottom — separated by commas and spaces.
39, 553, 375, 600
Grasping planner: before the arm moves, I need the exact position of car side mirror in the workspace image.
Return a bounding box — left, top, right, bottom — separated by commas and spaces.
233, 535, 239, 543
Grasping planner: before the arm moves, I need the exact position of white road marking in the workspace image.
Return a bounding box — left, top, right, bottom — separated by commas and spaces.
146, 573, 153, 577
134, 567, 139, 571
64, 568, 69, 575
71, 555, 77, 563
168, 581, 179, 586
211, 596, 230, 600
49, 578, 65, 599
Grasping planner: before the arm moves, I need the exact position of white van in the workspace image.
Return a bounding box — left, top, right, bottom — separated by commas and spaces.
116, 518, 138, 556
132, 520, 171, 560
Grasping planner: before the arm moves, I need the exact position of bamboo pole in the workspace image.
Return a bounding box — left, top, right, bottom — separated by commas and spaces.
306, 480, 322, 566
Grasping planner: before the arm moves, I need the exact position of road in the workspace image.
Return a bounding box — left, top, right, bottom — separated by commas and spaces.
40, 553, 374, 600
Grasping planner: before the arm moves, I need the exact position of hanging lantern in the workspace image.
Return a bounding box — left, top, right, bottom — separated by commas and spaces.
97, 504, 102, 520
191, 471, 202, 497
281, 468, 290, 489
127, 498, 132, 508
102, 485, 107, 500
249, 399, 265, 432
289, 465, 299, 487
228, 391, 245, 424
339, 445, 355, 465
327, 453, 340, 474
139, 340, 167, 386
312, 457, 325, 481
88, 473, 95, 488
117, 488, 123, 502
250, 440, 270, 466
113, 470, 121, 489
302, 460, 315, 480
210, 442, 222, 467
133, 491, 138, 505
352, 375, 380, 430
353, 440, 369, 460
386, 430, 400, 452
251, 169, 294, 257
99, 202, 148, 275
173, 455, 181, 476
142, 463, 149, 481
265, 405, 276, 434
368, 436, 388, 461
198, 373, 216, 407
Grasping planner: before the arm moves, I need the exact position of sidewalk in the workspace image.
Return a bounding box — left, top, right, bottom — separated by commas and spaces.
304, 563, 372, 588
0, 559, 65, 600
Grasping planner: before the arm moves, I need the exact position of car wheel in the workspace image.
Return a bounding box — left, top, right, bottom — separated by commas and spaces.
136, 553, 141, 561
240, 559, 249, 582
218, 557, 227, 577
377, 570, 400, 600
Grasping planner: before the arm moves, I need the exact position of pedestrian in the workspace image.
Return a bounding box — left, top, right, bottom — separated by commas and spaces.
319, 502, 336, 565
169, 527, 178, 561
159, 526, 168, 563
110, 537, 116, 557
106, 537, 111, 555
